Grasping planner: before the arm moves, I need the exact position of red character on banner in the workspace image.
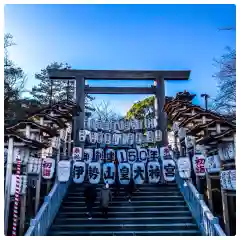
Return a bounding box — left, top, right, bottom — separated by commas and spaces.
195, 157, 205, 174
43, 163, 52, 177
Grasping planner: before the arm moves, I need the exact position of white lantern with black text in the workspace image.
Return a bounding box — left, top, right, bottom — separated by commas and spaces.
148, 148, 159, 161
104, 133, 112, 145
42, 158, 55, 179
79, 130, 86, 142
72, 147, 82, 161
89, 119, 97, 131
57, 160, 71, 182
132, 162, 145, 185
124, 120, 130, 131
88, 162, 101, 184
102, 121, 110, 131
146, 131, 154, 143
103, 162, 115, 184
127, 149, 137, 164
118, 163, 131, 184
177, 157, 191, 179
89, 132, 98, 144
113, 120, 120, 131
222, 142, 235, 161
205, 155, 221, 173
117, 149, 127, 163
220, 170, 236, 190
28, 157, 41, 175
83, 149, 93, 163
155, 130, 162, 142
96, 119, 102, 130
160, 146, 172, 161
112, 133, 121, 145
128, 133, 135, 145
130, 119, 137, 130
73, 161, 86, 183
148, 161, 161, 183
135, 132, 143, 145
145, 118, 155, 129
122, 133, 128, 145
163, 159, 176, 182
106, 149, 115, 161
185, 136, 195, 149
192, 154, 206, 177
138, 148, 148, 163
97, 132, 103, 144
119, 120, 125, 131
95, 148, 104, 162
178, 127, 186, 140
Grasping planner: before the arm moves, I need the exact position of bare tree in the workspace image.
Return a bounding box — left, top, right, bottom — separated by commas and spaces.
212, 47, 236, 116
92, 100, 122, 120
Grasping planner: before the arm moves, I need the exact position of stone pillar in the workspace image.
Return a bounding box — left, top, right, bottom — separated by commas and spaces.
154, 78, 167, 146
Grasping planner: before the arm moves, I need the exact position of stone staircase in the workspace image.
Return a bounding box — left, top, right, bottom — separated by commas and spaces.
48, 183, 201, 236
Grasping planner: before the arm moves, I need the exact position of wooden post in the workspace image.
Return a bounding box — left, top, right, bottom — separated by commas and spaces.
206, 172, 213, 212
4, 137, 14, 235
221, 189, 230, 235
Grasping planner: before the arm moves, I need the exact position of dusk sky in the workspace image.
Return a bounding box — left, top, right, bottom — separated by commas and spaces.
4, 4, 236, 116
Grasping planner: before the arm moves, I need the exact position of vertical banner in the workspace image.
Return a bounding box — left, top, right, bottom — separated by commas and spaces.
148, 161, 161, 183
192, 154, 206, 177
117, 149, 127, 163
42, 158, 55, 180
162, 159, 176, 182
106, 149, 115, 161
148, 148, 159, 161
137, 148, 148, 163
79, 130, 86, 142
205, 155, 221, 173
95, 148, 104, 162
72, 147, 82, 161
83, 149, 93, 164
73, 161, 86, 183
103, 162, 115, 184
177, 157, 191, 179
132, 162, 145, 185
127, 149, 137, 164
88, 162, 101, 184
57, 160, 71, 182
118, 163, 131, 184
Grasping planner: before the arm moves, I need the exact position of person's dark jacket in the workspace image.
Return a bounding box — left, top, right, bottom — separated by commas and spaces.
84, 185, 97, 204
99, 186, 112, 207
126, 178, 135, 194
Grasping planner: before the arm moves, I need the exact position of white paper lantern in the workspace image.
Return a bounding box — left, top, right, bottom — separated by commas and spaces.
130, 119, 137, 130
95, 148, 104, 162
84, 119, 90, 130
96, 119, 103, 130
163, 159, 176, 182
112, 133, 121, 145
127, 149, 137, 164
145, 118, 155, 129
73, 161, 86, 184
79, 130, 86, 142
135, 132, 143, 145
88, 162, 101, 184
72, 147, 82, 161
205, 155, 221, 173
113, 120, 120, 131
21, 175, 28, 195
160, 146, 172, 161
89, 119, 97, 131
128, 133, 135, 145
102, 121, 110, 131
89, 132, 98, 144
192, 154, 206, 177
155, 130, 162, 142
97, 132, 103, 144
124, 120, 130, 131
103, 162, 115, 184
117, 149, 127, 163
42, 158, 55, 179
135, 119, 143, 130
222, 142, 235, 161
83, 149, 93, 164
119, 120, 125, 131
27, 157, 41, 175
148, 148, 159, 161
122, 133, 128, 145
146, 131, 155, 143
106, 149, 115, 161
148, 161, 161, 183
57, 160, 71, 182
137, 148, 148, 163
178, 127, 186, 140
177, 157, 191, 179
104, 133, 112, 145
118, 163, 131, 184
132, 162, 145, 185
220, 170, 236, 190
185, 136, 195, 149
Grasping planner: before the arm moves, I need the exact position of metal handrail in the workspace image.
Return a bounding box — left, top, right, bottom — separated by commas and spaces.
175, 171, 226, 236
25, 179, 71, 236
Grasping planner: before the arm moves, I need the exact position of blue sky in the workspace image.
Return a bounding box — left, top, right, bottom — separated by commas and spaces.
4, 4, 236, 116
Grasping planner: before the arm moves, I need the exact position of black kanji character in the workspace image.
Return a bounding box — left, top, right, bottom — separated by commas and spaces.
164, 164, 175, 177
134, 166, 144, 180
149, 150, 158, 161
149, 165, 161, 179
119, 166, 130, 180
104, 166, 114, 180
88, 166, 100, 180
95, 151, 102, 162
74, 166, 84, 179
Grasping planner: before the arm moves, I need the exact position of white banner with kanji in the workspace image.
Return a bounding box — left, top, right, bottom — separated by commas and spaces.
42, 158, 55, 179
57, 160, 71, 182
73, 161, 86, 183
162, 159, 176, 182
118, 163, 131, 185
132, 162, 145, 185
103, 162, 115, 185
148, 148, 159, 161
147, 161, 161, 183
88, 162, 101, 184
192, 154, 206, 177
177, 157, 191, 179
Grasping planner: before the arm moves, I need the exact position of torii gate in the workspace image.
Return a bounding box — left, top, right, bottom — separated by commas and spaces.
48, 69, 190, 149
